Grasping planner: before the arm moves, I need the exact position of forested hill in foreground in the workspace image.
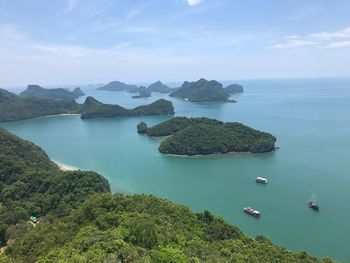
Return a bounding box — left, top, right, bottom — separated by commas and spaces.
0, 128, 333, 262
0, 89, 174, 121
139, 117, 277, 155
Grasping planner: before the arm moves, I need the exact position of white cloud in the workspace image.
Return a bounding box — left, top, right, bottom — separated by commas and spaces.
186, 0, 203, 6
269, 27, 350, 49
326, 40, 350, 49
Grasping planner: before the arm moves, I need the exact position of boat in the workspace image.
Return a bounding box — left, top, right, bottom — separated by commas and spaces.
243, 207, 261, 217
307, 195, 319, 211
256, 177, 268, 184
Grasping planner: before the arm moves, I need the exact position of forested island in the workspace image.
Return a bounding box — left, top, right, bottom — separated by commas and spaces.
0, 89, 174, 121
79, 97, 174, 119
131, 87, 151, 98
138, 117, 276, 155
0, 128, 333, 262
98, 80, 173, 99
97, 81, 139, 92
147, 81, 171, 93
224, 84, 244, 93
20, 85, 85, 100
170, 78, 229, 102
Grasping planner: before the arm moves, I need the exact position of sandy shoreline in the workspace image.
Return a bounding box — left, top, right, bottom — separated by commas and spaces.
52, 160, 80, 171
43, 113, 81, 118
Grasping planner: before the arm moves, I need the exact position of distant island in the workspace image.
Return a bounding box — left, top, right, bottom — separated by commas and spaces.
0, 89, 174, 121
224, 84, 244, 93
170, 78, 229, 102
131, 87, 151, 98
97, 81, 139, 92
98, 80, 173, 97
138, 117, 276, 155
147, 81, 171, 93
20, 85, 85, 100
80, 97, 174, 119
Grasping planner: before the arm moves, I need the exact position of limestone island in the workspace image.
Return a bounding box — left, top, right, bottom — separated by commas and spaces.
131, 87, 151, 98
224, 84, 244, 93
138, 117, 276, 156
79, 97, 174, 119
169, 78, 242, 103
97, 81, 139, 92
0, 89, 174, 121
147, 81, 172, 93
20, 85, 85, 100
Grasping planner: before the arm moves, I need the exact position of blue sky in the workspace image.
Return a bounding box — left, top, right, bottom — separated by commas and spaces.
0, 0, 350, 86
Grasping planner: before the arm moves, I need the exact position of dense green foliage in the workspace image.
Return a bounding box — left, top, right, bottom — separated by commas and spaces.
137, 121, 148, 134
79, 97, 174, 119
0, 128, 334, 262
0, 89, 175, 122
20, 85, 85, 100
2, 193, 333, 263
147, 81, 171, 93
0, 128, 110, 246
170, 78, 229, 102
224, 84, 244, 93
0, 89, 79, 122
98, 81, 139, 91
142, 117, 276, 155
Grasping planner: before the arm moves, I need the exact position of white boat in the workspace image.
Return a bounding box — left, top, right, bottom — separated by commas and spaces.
256, 177, 268, 184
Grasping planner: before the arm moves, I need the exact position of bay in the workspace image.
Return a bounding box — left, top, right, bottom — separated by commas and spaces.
2, 77, 350, 262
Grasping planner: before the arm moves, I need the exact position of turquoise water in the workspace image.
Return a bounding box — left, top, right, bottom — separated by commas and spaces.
2, 78, 350, 262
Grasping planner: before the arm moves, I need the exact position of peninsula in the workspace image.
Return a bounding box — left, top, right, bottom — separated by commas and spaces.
0, 127, 331, 262
0, 89, 174, 121
20, 85, 85, 100
138, 117, 276, 155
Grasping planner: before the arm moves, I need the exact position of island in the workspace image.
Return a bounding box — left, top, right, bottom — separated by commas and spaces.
79, 97, 174, 119
0, 88, 79, 122
97, 80, 139, 91
20, 85, 85, 100
0, 127, 331, 262
170, 78, 229, 102
224, 83, 244, 93
131, 87, 151, 98
147, 81, 171, 93
0, 88, 174, 121
138, 117, 276, 155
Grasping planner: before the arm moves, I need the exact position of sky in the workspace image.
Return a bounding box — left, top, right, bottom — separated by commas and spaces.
0, 0, 350, 86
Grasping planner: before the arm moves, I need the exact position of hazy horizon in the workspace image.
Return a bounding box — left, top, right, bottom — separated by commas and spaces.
1, 0, 350, 86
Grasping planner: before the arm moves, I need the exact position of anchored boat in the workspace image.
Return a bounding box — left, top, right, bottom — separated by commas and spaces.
256, 177, 268, 184
244, 207, 261, 217
308, 195, 319, 211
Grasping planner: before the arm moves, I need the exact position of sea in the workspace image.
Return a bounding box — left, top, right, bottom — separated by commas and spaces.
1, 77, 350, 262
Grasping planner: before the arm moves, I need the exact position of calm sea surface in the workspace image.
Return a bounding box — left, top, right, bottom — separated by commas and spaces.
2, 78, 350, 262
